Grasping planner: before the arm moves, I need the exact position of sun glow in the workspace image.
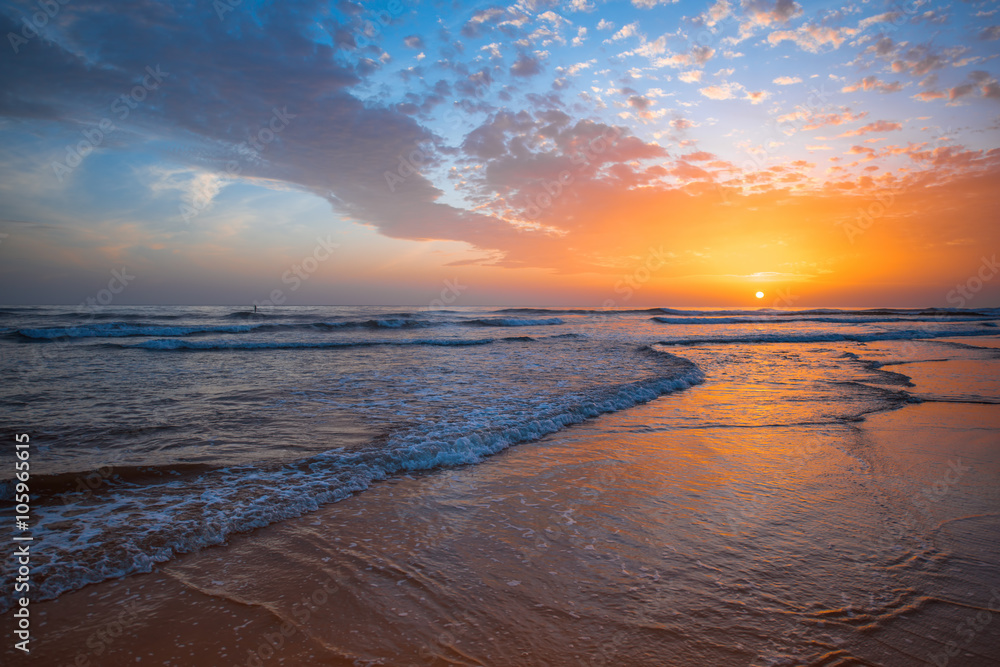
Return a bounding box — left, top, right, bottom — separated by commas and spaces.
755, 291, 765, 299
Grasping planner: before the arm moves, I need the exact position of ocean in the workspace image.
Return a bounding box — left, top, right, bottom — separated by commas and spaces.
2, 305, 1000, 665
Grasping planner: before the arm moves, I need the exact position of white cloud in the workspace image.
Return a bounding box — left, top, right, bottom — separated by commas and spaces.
561, 59, 596, 75
699, 82, 744, 100
702, 0, 732, 28
768, 24, 857, 53
481, 43, 502, 58
772, 75, 801, 85
606, 22, 639, 43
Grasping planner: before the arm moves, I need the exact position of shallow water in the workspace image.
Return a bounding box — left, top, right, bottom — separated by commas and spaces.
2, 305, 999, 631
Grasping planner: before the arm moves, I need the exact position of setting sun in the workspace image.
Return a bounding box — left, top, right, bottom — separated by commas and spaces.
755, 291, 765, 299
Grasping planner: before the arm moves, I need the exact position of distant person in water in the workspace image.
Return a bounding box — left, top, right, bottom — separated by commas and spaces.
254, 305, 257, 313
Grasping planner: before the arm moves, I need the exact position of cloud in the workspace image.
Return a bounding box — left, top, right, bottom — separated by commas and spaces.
777, 108, 867, 131
627, 95, 652, 110
858, 12, 901, 31
596, 19, 615, 30
913, 90, 947, 102
836, 120, 903, 138
4, 0, 1000, 292
741, 0, 803, 36
890, 44, 969, 77
915, 71, 1000, 104
572, 27, 588, 47
700, 0, 733, 28
561, 60, 596, 76
654, 45, 715, 69
633, 35, 668, 58
768, 24, 857, 52
670, 160, 713, 181
699, 82, 744, 100
606, 22, 639, 42
948, 71, 1000, 103
842, 76, 904, 94
511, 55, 542, 77
980, 26, 1000, 41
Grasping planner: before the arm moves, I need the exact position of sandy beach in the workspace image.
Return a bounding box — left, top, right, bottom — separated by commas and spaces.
8, 337, 999, 666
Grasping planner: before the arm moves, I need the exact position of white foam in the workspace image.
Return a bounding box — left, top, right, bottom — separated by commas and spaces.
0, 351, 703, 611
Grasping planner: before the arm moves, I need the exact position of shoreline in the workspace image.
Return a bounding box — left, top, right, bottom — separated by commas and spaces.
5, 338, 1000, 666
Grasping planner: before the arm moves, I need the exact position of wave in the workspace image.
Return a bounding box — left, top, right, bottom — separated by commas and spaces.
464, 317, 563, 327
12, 316, 568, 340
317, 318, 435, 329
656, 307, 999, 318
654, 328, 1000, 346
0, 349, 704, 610
0, 463, 218, 501
491, 307, 664, 315
123, 337, 501, 350
15, 322, 264, 339
652, 315, 1000, 325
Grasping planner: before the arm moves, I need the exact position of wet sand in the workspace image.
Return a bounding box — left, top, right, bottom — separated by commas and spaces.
7, 341, 1000, 666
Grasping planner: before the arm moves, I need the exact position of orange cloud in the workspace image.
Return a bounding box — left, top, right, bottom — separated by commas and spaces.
842, 76, 904, 94
836, 120, 903, 138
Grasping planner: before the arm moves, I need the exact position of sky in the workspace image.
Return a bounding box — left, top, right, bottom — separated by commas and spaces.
0, 0, 998, 307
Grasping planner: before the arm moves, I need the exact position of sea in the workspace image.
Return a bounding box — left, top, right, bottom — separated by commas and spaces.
2, 304, 999, 622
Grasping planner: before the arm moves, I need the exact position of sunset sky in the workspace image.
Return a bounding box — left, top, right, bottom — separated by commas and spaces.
1, 0, 998, 306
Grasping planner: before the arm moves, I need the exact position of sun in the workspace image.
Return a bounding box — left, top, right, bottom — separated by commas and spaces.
755, 291, 764, 299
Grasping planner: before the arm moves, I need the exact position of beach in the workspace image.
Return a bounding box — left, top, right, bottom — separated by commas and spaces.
2, 307, 998, 665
